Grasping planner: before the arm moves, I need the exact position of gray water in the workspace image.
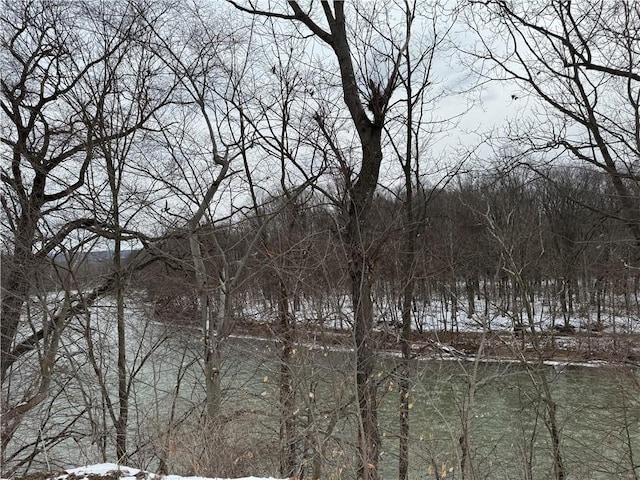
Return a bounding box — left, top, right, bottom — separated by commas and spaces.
203, 335, 640, 479
4, 312, 639, 480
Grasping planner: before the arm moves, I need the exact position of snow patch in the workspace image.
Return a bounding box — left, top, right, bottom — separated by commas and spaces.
46, 463, 285, 480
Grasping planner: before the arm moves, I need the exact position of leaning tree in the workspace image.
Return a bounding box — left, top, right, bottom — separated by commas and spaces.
0, 0, 172, 469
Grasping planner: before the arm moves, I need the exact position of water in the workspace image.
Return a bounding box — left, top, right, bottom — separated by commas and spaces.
4, 313, 639, 479
209, 336, 639, 479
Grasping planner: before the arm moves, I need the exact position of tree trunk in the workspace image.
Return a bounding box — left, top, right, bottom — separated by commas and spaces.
278, 279, 297, 478
347, 124, 384, 480
466, 277, 476, 317
108, 149, 129, 464
189, 232, 222, 420
228, 4, 395, 477
399, 276, 413, 480
351, 251, 380, 480
1, 262, 31, 380
1, 213, 40, 382
114, 234, 129, 463
205, 338, 222, 421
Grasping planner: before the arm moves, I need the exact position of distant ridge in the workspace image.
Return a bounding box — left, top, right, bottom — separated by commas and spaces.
52, 249, 140, 264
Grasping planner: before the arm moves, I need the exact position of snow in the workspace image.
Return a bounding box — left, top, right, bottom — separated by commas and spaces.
44, 464, 285, 480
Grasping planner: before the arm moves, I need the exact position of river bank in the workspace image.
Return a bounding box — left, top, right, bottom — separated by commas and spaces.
227, 319, 640, 367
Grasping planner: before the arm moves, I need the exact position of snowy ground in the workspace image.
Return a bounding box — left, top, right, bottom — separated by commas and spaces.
5, 464, 284, 480
241, 292, 640, 335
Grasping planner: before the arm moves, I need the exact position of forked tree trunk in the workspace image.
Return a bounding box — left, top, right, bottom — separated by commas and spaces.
228, 4, 403, 477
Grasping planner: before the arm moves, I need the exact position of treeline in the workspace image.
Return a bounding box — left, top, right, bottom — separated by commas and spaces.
142, 165, 639, 333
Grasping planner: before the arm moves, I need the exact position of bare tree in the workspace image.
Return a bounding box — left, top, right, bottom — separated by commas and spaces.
81, 9, 173, 460
141, 3, 240, 423
476, 172, 566, 480
226, 3, 429, 477
0, 0, 170, 466
143, 0, 320, 439
380, 2, 457, 477
466, 0, 640, 253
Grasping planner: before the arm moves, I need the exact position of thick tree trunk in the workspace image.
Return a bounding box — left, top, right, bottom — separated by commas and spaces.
348, 127, 384, 480
229, 5, 394, 477
1, 265, 30, 381
351, 252, 380, 480
1, 210, 46, 464
1, 214, 40, 382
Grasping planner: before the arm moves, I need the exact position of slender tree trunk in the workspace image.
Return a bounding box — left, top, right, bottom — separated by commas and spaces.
278, 279, 297, 477
114, 230, 128, 463
545, 393, 565, 480
205, 339, 222, 420
351, 250, 380, 480
207, 279, 229, 420
466, 277, 476, 317
399, 275, 414, 480
189, 233, 222, 420
399, 214, 416, 480
398, 42, 422, 475
107, 148, 129, 464
451, 284, 459, 333
520, 273, 566, 480
459, 330, 486, 480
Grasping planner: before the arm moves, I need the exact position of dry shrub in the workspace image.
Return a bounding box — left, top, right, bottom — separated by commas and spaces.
149, 411, 279, 478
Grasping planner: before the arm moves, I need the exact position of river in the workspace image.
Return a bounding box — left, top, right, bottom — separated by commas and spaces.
166, 333, 640, 479
4, 312, 639, 480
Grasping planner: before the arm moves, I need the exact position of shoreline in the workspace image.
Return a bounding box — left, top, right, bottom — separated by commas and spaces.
218, 321, 640, 369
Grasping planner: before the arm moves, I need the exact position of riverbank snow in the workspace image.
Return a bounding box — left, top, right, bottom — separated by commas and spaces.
6, 464, 285, 480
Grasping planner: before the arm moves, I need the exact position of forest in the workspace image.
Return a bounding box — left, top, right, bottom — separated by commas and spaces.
2, 1, 639, 479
